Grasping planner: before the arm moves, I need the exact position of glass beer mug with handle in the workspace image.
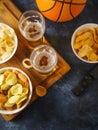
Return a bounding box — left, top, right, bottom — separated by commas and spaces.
18, 10, 45, 49
22, 44, 58, 75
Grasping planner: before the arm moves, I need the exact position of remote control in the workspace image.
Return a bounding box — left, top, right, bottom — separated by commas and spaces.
72, 65, 98, 96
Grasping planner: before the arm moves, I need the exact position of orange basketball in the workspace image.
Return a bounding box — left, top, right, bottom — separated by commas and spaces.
36, 0, 87, 22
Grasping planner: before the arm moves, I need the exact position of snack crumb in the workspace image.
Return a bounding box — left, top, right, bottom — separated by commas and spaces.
35, 85, 47, 97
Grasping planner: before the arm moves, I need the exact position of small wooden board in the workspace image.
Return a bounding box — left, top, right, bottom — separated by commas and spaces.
0, 0, 71, 121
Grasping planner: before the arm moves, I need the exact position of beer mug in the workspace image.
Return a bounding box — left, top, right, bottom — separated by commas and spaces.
22, 44, 58, 75
18, 10, 45, 49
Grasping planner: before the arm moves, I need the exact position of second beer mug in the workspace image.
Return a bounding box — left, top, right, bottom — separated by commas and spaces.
18, 10, 45, 49
22, 44, 58, 74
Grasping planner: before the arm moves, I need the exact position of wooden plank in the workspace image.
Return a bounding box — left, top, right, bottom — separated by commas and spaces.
1, 0, 22, 19
0, 0, 71, 121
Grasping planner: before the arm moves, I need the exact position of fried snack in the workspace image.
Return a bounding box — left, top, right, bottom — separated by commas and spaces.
6, 72, 17, 85
35, 85, 47, 97
95, 27, 98, 35
90, 27, 98, 43
0, 94, 8, 109
0, 94, 8, 104
88, 52, 97, 61
78, 44, 92, 58
0, 25, 15, 61
0, 69, 29, 110
74, 26, 98, 62
18, 73, 28, 83
76, 29, 90, 36
75, 31, 92, 43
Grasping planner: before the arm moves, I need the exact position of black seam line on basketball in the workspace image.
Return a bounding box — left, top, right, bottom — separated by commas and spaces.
41, 0, 86, 12
41, 0, 58, 12
53, 0, 86, 5
69, 0, 74, 18
56, 0, 65, 22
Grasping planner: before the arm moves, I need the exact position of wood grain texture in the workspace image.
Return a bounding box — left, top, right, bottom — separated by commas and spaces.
0, 0, 71, 121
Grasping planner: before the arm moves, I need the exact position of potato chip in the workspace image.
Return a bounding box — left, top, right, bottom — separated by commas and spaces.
0, 94, 8, 104
5, 95, 20, 108
16, 103, 22, 109
8, 95, 20, 104
0, 74, 4, 85
1, 52, 11, 60
6, 72, 17, 85
95, 27, 98, 35
78, 45, 92, 58
88, 52, 98, 61
4, 69, 11, 78
18, 73, 28, 83
0, 48, 5, 56
16, 96, 27, 105
76, 29, 90, 36
16, 87, 29, 105
1, 83, 10, 91
90, 27, 98, 43
23, 79, 29, 88
10, 84, 23, 95
0, 103, 3, 109
83, 37, 94, 47
4, 101, 14, 108
73, 40, 84, 49
7, 90, 12, 98
22, 87, 29, 95
92, 43, 98, 50
75, 31, 92, 43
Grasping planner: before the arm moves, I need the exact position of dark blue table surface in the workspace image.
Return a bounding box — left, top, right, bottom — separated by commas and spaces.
0, 0, 98, 130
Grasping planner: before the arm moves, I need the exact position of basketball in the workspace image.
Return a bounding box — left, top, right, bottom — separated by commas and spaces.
36, 0, 87, 22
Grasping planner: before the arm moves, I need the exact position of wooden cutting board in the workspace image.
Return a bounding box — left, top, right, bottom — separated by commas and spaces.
0, 0, 71, 121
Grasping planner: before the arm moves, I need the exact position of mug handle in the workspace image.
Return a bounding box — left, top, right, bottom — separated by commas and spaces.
22, 58, 33, 69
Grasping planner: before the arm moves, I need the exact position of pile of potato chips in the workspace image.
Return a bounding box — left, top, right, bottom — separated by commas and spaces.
0, 69, 29, 110
73, 27, 98, 62
0, 24, 15, 61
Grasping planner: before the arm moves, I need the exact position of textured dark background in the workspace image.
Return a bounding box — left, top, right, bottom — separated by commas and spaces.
0, 0, 98, 130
